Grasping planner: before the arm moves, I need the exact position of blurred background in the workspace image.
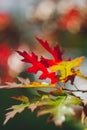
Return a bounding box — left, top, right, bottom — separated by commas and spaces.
0, 0, 87, 129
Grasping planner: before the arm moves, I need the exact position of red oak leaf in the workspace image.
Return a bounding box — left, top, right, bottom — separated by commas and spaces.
17, 51, 48, 74
17, 50, 58, 83
17, 37, 65, 83
36, 37, 63, 62
36, 37, 64, 69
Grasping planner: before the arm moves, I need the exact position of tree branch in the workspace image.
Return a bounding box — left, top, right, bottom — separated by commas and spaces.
63, 88, 87, 93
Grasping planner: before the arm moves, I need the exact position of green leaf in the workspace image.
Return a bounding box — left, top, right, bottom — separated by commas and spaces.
4, 97, 30, 124
64, 95, 82, 105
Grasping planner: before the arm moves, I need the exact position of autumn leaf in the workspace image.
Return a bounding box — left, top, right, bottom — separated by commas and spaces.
4, 103, 30, 124
1, 37, 87, 127
0, 77, 55, 89
17, 51, 58, 83
17, 37, 64, 83
36, 37, 63, 62
28, 93, 82, 126
3, 88, 82, 126
50, 56, 84, 83
36, 94, 81, 126
11, 96, 29, 103
17, 38, 84, 84
4, 95, 30, 124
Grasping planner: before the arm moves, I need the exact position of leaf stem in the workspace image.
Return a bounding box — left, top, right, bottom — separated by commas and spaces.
73, 83, 79, 91
63, 88, 87, 93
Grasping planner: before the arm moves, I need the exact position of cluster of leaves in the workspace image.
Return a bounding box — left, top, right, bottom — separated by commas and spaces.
1, 37, 87, 126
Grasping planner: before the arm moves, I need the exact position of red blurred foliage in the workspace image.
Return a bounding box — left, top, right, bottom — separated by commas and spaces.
0, 13, 11, 30
58, 8, 82, 32
0, 43, 11, 65
0, 43, 13, 84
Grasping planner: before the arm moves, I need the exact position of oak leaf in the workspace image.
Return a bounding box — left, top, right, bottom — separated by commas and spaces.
50, 56, 84, 83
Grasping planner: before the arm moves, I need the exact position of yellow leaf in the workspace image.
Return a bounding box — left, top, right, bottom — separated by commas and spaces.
50, 56, 84, 82
24, 83, 55, 88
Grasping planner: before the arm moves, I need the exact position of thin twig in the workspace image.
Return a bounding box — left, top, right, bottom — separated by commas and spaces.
63, 88, 87, 93
73, 83, 79, 91
57, 82, 62, 87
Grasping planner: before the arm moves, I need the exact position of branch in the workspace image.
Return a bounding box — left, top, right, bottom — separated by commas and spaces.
63, 88, 87, 93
